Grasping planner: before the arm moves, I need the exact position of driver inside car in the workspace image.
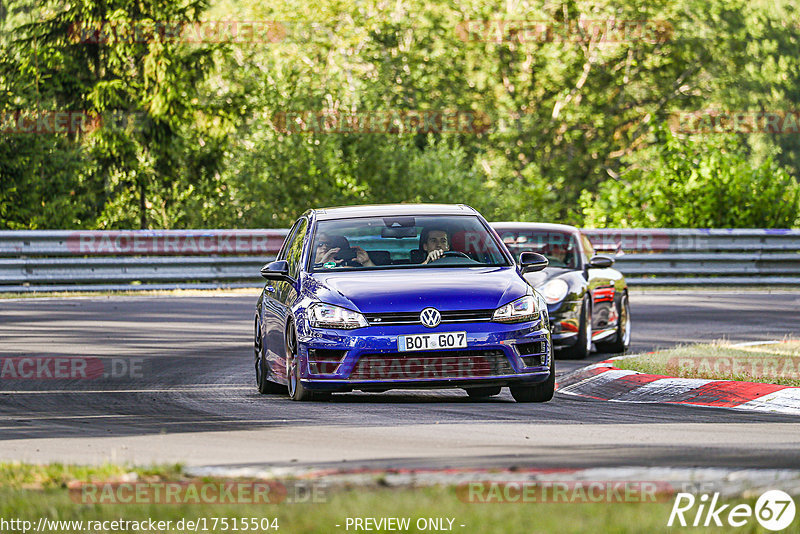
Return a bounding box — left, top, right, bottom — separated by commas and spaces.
545, 242, 574, 268
420, 228, 450, 264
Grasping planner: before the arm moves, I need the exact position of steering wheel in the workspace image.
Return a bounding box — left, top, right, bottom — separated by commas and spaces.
441, 251, 470, 259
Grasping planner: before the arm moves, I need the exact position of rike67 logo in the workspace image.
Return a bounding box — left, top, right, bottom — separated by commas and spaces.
668, 490, 796, 531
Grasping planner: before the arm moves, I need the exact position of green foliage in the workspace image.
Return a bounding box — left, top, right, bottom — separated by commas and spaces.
2, 0, 800, 229
0, 135, 97, 229
1, 0, 223, 229
581, 124, 800, 227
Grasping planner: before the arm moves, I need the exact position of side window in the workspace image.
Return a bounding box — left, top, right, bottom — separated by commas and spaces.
278, 221, 301, 261
581, 233, 595, 263
285, 218, 308, 278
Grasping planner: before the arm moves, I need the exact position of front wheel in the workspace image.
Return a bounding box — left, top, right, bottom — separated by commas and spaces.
558, 297, 592, 359
510, 360, 555, 403
596, 292, 631, 354
285, 325, 318, 401
255, 317, 283, 394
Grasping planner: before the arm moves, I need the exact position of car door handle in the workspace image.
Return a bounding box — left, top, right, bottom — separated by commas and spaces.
266, 286, 276, 293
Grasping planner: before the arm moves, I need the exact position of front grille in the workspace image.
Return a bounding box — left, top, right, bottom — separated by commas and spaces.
521, 355, 548, 367
308, 348, 347, 375
364, 309, 494, 326
517, 340, 548, 368
308, 348, 346, 361
516, 341, 546, 356
349, 349, 513, 380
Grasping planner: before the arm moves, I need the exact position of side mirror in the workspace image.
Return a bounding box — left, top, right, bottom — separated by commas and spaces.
588, 255, 614, 269
519, 252, 548, 273
260, 260, 293, 282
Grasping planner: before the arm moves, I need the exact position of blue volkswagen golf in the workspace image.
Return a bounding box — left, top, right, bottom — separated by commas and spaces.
254, 204, 554, 402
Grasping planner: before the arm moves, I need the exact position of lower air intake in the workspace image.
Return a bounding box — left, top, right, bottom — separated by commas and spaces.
349, 350, 512, 380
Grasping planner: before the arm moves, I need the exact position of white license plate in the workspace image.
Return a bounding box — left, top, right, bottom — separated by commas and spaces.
398, 331, 468, 352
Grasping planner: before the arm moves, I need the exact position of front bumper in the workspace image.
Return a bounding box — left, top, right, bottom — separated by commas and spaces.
296, 318, 551, 392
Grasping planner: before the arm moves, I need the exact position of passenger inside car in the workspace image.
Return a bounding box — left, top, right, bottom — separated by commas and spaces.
314, 234, 375, 268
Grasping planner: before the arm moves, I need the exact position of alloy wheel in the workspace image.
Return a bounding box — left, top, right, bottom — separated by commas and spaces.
285, 327, 298, 398
584, 303, 593, 354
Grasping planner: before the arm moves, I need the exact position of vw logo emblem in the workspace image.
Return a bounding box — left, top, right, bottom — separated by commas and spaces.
420, 307, 441, 328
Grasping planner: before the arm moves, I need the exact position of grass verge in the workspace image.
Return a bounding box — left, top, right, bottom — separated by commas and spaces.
0, 463, 791, 534
613, 340, 800, 387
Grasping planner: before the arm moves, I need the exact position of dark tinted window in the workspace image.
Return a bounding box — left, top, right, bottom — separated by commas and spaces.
496, 229, 580, 269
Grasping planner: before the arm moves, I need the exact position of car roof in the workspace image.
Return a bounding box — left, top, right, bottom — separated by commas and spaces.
491, 221, 581, 234
310, 203, 478, 221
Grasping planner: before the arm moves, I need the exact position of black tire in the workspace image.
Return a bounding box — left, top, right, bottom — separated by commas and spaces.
465, 386, 502, 398
285, 324, 318, 401
253, 317, 286, 395
558, 297, 592, 359
596, 292, 631, 354
255, 317, 283, 394
510, 360, 555, 403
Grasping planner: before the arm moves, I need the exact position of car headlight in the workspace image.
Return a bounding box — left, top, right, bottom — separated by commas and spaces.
492, 295, 539, 323
308, 303, 368, 329
539, 279, 569, 304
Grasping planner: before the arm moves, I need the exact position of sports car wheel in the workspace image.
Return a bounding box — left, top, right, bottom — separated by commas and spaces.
510, 360, 555, 403
255, 317, 283, 394
559, 296, 592, 359
285, 324, 317, 401
465, 386, 502, 398
596, 292, 631, 354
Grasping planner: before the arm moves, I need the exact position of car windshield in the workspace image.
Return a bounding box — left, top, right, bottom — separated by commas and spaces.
496, 229, 580, 269
309, 215, 510, 271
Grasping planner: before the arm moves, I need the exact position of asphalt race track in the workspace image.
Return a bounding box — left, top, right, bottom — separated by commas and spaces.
1, 290, 799, 471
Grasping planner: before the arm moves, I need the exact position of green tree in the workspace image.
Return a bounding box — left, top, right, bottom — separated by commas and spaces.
4, 0, 800, 229
580, 124, 800, 227
0, 0, 225, 229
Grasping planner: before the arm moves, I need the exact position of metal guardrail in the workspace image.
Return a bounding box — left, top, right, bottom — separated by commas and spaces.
583, 229, 800, 285
0, 229, 287, 256
0, 230, 287, 292
0, 228, 797, 291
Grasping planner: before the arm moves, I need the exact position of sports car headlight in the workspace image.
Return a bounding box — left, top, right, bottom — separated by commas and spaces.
540, 279, 569, 304
308, 303, 368, 329
492, 295, 539, 323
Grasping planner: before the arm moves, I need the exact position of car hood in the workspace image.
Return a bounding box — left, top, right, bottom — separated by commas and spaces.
522, 267, 573, 288
305, 267, 529, 313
